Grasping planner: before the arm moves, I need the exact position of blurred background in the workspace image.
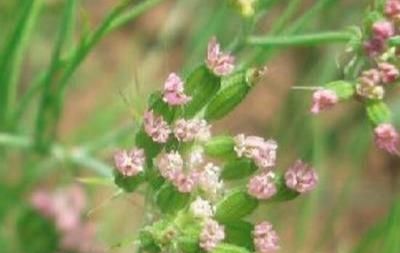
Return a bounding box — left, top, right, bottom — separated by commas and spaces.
1, 0, 399, 253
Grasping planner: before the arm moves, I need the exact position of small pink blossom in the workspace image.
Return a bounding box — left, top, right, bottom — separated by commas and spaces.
356, 69, 385, 99
378, 62, 399, 84
253, 221, 280, 253
372, 21, 395, 41
247, 172, 277, 200
206, 37, 235, 76
385, 0, 400, 20
144, 110, 171, 143
114, 148, 145, 177
173, 119, 211, 142
284, 160, 318, 193
30, 190, 55, 217
310, 89, 338, 114
172, 171, 198, 193
157, 151, 183, 181
234, 134, 277, 169
364, 38, 386, 57
162, 73, 192, 106
190, 197, 215, 219
197, 163, 224, 200
374, 123, 400, 155
199, 219, 225, 252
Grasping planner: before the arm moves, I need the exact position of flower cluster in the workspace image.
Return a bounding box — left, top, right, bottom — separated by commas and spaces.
310, 0, 400, 155
111, 37, 318, 253
30, 185, 103, 253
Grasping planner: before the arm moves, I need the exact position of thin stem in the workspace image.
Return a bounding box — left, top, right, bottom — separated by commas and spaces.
247, 31, 352, 47
291, 86, 321, 91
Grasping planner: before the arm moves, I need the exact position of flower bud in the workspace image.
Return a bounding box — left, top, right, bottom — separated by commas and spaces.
114, 170, 145, 192
155, 182, 190, 214
224, 220, 254, 250
215, 189, 259, 222
325, 80, 355, 100
374, 123, 400, 155
221, 158, 258, 180
366, 100, 392, 125
211, 243, 251, 253
205, 136, 236, 159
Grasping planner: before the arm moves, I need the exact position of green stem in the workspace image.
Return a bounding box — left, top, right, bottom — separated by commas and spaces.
247, 31, 351, 47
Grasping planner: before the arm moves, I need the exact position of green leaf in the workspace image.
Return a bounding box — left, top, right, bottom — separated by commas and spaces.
366, 100, 392, 126
221, 158, 258, 180
139, 229, 161, 253
17, 208, 59, 253
205, 69, 255, 121
155, 182, 190, 214
215, 189, 259, 222
204, 136, 236, 159
183, 65, 221, 118
135, 128, 163, 160
114, 171, 145, 192
211, 243, 251, 253
177, 235, 201, 253
224, 220, 254, 250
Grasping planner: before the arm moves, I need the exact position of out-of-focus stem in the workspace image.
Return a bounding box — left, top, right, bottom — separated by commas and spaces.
247, 31, 351, 47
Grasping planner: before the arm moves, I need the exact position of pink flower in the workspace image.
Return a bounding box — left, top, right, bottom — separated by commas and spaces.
197, 163, 224, 200
364, 38, 385, 57
372, 21, 395, 41
247, 172, 277, 200
190, 197, 215, 219
114, 148, 145, 177
378, 62, 399, 84
61, 222, 104, 253
144, 110, 171, 143
199, 219, 225, 252
157, 151, 183, 181
206, 37, 235, 76
284, 160, 318, 193
356, 69, 385, 99
234, 134, 277, 169
162, 73, 192, 106
30, 190, 55, 217
310, 89, 338, 114
253, 221, 280, 253
385, 0, 400, 20
173, 119, 211, 142
172, 171, 198, 193
374, 123, 400, 155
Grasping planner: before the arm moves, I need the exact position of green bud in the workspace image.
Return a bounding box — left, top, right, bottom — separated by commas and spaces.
211, 243, 251, 253
221, 158, 257, 180
135, 128, 163, 160
139, 230, 161, 253
114, 171, 145, 192
177, 235, 201, 253
269, 174, 299, 202
224, 220, 254, 250
155, 182, 190, 214
183, 65, 221, 118
388, 35, 400, 47
366, 100, 392, 126
204, 136, 236, 159
325, 80, 355, 100
215, 189, 259, 222
205, 69, 257, 121
17, 209, 59, 253
148, 91, 176, 123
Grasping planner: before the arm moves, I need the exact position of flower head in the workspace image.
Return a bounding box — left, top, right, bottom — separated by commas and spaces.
364, 38, 386, 57
284, 160, 318, 193
310, 89, 338, 114
253, 221, 280, 253
172, 171, 198, 193
190, 197, 215, 219
157, 151, 183, 181
173, 119, 211, 142
378, 62, 399, 84
144, 110, 171, 143
197, 163, 224, 200
374, 123, 400, 155
206, 37, 235, 76
199, 219, 225, 252
247, 171, 277, 200
385, 0, 400, 20
234, 134, 277, 169
162, 73, 192, 106
372, 20, 394, 41
114, 148, 145, 177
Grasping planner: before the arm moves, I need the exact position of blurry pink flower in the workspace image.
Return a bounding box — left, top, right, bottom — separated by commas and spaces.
30, 190, 55, 217
162, 73, 192, 106
253, 221, 280, 253
190, 197, 215, 219
310, 89, 338, 114
356, 69, 385, 99
197, 163, 223, 199
199, 219, 225, 252
173, 119, 211, 142
234, 134, 277, 169
206, 37, 235, 76
364, 38, 385, 57
61, 222, 104, 253
372, 20, 395, 41
284, 160, 318, 193
385, 0, 400, 20
157, 151, 183, 181
114, 148, 145, 177
247, 172, 277, 200
144, 110, 171, 143
374, 123, 400, 155
378, 62, 399, 84
172, 171, 198, 193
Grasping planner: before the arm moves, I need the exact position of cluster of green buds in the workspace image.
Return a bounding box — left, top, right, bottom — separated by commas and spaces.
310, 0, 400, 155
112, 37, 318, 253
